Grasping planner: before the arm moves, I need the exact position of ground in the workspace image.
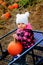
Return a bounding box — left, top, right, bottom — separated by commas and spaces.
0, 1, 43, 65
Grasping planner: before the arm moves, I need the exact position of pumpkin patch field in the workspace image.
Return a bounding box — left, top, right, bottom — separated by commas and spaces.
0, 0, 43, 65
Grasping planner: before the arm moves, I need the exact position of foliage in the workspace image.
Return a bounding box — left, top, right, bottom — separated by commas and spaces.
3, 0, 43, 7
18, 0, 29, 7
18, 0, 43, 7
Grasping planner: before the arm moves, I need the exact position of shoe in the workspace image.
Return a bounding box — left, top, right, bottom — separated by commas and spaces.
12, 63, 21, 65
13, 54, 20, 60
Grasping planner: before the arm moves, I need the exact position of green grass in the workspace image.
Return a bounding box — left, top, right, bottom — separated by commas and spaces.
18, 0, 43, 7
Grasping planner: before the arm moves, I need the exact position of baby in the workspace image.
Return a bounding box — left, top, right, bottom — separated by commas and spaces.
13, 12, 35, 49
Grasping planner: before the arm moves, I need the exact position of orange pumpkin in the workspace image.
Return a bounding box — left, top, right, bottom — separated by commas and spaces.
1, 2, 6, 7
0, 1, 3, 4
8, 5, 14, 10
5, 12, 11, 19
12, 3, 19, 8
7, 41, 23, 56
1, 12, 11, 19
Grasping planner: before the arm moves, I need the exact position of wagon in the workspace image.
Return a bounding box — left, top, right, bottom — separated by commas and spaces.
0, 29, 43, 65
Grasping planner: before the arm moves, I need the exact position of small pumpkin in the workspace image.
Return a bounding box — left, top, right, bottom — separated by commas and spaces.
8, 5, 14, 10
12, 3, 19, 8
5, 12, 11, 19
7, 41, 23, 56
1, 2, 6, 7
1, 12, 11, 19
0, 0, 3, 4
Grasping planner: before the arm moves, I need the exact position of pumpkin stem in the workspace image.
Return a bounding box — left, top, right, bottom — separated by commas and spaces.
14, 39, 18, 43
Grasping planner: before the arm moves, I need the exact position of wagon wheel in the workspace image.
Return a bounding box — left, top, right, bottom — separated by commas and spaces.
0, 43, 9, 60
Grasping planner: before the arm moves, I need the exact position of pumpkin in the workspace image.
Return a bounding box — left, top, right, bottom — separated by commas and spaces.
1, 12, 11, 19
7, 41, 23, 56
1, 2, 6, 7
0, 1, 3, 4
5, 12, 11, 19
12, 3, 19, 8
8, 5, 14, 10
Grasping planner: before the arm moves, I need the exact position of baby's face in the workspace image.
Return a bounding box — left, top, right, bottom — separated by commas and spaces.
17, 23, 26, 30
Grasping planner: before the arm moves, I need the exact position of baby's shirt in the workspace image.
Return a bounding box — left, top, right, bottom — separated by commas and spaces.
15, 23, 35, 48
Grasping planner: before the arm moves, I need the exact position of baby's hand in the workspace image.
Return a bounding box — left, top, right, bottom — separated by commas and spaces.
13, 34, 17, 39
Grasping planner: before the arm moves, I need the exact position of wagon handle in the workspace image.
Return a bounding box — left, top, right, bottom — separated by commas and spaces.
0, 28, 17, 40
0, 29, 43, 40
33, 30, 43, 33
